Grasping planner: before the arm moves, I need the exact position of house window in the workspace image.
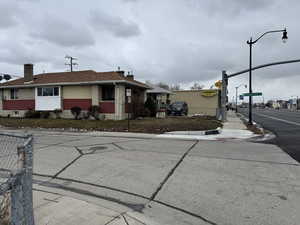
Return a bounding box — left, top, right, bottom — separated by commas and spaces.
10, 89, 18, 99
102, 86, 115, 101
37, 87, 59, 96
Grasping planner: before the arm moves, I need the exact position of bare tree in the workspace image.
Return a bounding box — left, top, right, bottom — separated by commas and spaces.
156, 82, 170, 90
190, 82, 204, 90
146, 81, 181, 91
170, 84, 181, 91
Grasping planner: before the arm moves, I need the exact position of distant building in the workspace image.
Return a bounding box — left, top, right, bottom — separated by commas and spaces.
169, 89, 220, 117
146, 84, 173, 110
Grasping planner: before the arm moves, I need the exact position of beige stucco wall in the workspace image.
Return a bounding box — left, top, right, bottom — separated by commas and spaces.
170, 89, 219, 116
91, 85, 99, 105
114, 84, 126, 120
62, 85, 92, 99
2, 88, 34, 100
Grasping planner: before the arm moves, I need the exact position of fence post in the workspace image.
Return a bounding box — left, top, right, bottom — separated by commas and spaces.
23, 136, 35, 225
11, 174, 25, 225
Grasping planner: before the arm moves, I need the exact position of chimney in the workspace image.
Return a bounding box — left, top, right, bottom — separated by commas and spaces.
126, 75, 134, 80
126, 71, 134, 80
24, 64, 33, 82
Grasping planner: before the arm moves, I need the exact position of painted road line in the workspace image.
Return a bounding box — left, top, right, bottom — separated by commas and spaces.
254, 113, 300, 126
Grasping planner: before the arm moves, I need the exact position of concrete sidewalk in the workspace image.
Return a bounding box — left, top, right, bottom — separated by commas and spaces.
5, 112, 300, 225
223, 110, 248, 130
33, 189, 159, 225
158, 111, 257, 140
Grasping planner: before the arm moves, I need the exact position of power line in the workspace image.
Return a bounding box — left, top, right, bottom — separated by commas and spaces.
65, 55, 78, 72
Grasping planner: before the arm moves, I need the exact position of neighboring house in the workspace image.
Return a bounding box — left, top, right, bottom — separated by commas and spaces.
0, 64, 149, 120
170, 89, 221, 117
272, 101, 280, 109
146, 84, 173, 109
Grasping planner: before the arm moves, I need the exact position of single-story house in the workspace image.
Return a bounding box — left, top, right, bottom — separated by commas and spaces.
0, 64, 150, 120
170, 89, 221, 117
146, 84, 173, 109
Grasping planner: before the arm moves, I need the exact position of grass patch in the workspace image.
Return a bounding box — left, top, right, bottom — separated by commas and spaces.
0, 117, 222, 134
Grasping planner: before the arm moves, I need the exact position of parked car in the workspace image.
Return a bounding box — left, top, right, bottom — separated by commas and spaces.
167, 101, 188, 116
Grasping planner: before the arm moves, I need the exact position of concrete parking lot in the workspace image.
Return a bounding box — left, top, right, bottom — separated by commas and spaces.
1, 128, 300, 225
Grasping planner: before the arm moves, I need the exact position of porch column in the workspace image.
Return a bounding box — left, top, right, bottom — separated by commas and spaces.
114, 84, 125, 120
91, 85, 99, 106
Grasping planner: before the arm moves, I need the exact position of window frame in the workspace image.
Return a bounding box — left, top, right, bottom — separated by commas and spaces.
37, 87, 60, 97
102, 86, 115, 101
10, 88, 18, 100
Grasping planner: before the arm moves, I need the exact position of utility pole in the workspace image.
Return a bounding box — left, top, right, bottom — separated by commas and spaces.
221, 70, 228, 122
65, 55, 78, 72
235, 87, 238, 113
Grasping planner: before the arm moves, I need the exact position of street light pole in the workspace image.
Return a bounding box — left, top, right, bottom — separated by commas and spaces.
235, 87, 238, 113
235, 84, 247, 113
248, 38, 253, 124
246, 28, 288, 125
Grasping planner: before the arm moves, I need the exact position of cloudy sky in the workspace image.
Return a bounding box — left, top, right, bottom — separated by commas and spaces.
0, 0, 299, 102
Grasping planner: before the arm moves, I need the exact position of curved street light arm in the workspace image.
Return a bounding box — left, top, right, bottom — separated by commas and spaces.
235, 84, 247, 89
247, 29, 286, 45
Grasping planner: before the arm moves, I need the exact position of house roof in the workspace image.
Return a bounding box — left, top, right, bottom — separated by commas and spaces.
146, 84, 173, 94
0, 70, 150, 89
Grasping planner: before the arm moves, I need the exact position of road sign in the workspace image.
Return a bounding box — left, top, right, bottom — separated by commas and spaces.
243, 92, 262, 97
239, 95, 244, 100
126, 89, 131, 97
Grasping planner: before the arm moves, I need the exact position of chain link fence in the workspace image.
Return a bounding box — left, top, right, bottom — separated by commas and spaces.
0, 133, 34, 225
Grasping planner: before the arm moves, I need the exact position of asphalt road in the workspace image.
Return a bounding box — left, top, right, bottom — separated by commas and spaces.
239, 108, 300, 162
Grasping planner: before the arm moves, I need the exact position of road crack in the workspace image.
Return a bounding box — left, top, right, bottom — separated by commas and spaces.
150, 140, 199, 201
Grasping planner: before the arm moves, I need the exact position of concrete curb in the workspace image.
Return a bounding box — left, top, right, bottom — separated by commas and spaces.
236, 112, 276, 141
205, 127, 222, 135
0, 126, 223, 141
164, 127, 222, 136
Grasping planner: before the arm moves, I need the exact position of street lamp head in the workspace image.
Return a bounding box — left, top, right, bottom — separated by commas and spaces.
282, 28, 288, 43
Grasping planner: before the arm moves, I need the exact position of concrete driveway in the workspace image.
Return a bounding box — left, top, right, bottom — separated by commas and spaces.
2, 128, 300, 225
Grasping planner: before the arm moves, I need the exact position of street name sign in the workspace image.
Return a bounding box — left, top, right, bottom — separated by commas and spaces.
243, 92, 262, 97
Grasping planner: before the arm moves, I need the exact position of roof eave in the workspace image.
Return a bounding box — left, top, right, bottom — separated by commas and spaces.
0, 80, 149, 89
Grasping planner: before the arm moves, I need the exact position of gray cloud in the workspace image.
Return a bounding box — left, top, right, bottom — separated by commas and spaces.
198, 0, 274, 17
32, 17, 95, 47
0, 42, 48, 65
0, 2, 22, 28
90, 10, 141, 38
122, 0, 138, 2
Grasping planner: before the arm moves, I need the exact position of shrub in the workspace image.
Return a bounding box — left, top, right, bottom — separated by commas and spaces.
88, 105, 100, 120
131, 103, 150, 118
70, 106, 82, 120
24, 110, 41, 118
143, 108, 151, 117
53, 109, 62, 119
144, 97, 157, 117
80, 111, 90, 119
40, 111, 50, 119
